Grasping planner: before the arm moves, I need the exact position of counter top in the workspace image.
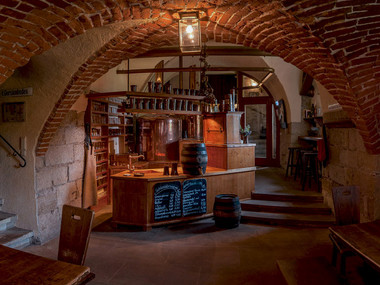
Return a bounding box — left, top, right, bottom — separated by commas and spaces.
205, 143, 256, 147
111, 166, 256, 182
298, 136, 323, 141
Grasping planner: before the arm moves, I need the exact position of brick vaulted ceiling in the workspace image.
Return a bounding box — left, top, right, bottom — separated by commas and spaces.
0, 1, 379, 155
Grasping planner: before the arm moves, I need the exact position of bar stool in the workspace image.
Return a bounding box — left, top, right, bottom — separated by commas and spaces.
301, 151, 320, 191
285, 146, 302, 177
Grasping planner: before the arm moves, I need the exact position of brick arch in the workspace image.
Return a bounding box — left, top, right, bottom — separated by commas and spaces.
0, 1, 377, 154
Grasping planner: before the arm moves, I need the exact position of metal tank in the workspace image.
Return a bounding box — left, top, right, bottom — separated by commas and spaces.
152, 117, 182, 162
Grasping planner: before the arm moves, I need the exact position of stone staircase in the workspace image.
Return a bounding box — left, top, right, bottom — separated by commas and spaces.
240, 192, 336, 227
0, 198, 34, 249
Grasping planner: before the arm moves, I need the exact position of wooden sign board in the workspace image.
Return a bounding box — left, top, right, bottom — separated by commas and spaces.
154, 181, 182, 221
183, 178, 207, 216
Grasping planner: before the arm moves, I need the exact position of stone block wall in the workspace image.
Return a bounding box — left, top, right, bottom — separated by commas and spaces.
279, 121, 309, 168
280, 125, 380, 222
35, 111, 85, 243
321, 128, 380, 222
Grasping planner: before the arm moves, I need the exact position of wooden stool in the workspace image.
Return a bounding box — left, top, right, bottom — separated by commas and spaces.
301, 151, 320, 191
286, 146, 302, 177
294, 148, 312, 181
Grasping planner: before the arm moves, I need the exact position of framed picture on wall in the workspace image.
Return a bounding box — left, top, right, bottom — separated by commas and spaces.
2, 102, 25, 122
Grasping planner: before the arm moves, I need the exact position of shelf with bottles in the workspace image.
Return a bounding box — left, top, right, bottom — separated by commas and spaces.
109, 126, 124, 137
96, 161, 108, 175
91, 113, 108, 125
108, 115, 124, 126
91, 126, 109, 137
93, 140, 108, 152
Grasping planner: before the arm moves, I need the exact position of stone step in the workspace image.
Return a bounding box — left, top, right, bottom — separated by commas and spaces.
251, 192, 324, 203
241, 200, 332, 215
0, 227, 34, 249
241, 210, 336, 227
0, 211, 17, 231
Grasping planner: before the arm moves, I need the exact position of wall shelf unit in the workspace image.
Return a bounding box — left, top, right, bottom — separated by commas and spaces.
85, 97, 132, 210
87, 90, 205, 101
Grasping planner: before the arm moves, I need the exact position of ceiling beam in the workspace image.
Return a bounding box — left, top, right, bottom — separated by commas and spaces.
133, 46, 274, 58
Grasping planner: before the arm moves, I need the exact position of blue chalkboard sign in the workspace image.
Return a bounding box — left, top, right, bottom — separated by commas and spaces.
154, 181, 182, 221
183, 179, 207, 216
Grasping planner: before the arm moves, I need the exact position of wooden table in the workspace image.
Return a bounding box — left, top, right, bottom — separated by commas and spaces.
329, 220, 380, 271
0, 245, 92, 284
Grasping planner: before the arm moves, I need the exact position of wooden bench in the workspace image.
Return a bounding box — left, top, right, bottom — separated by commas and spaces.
277, 257, 345, 285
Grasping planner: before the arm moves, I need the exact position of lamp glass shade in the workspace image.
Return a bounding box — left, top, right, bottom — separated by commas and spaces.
179, 14, 201, 53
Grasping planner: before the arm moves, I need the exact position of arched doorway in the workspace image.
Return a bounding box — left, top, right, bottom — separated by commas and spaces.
238, 73, 280, 167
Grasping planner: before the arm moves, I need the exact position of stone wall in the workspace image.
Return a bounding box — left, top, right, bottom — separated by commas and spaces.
321, 128, 380, 222
35, 111, 85, 243
279, 121, 309, 168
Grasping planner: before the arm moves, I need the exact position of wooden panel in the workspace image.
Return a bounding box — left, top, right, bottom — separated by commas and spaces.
206, 144, 255, 169
203, 112, 243, 145
206, 171, 254, 212
58, 205, 94, 266
225, 113, 242, 144
206, 146, 227, 169
203, 114, 226, 144
112, 179, 149, 226
111, 168, 255, 228
332, 186, 360, 225
0, 245, 91, 285
329, 220, 380, 271
227, 146, 255, 169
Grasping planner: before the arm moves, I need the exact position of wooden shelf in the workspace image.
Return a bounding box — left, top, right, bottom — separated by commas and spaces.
91, 110, 108, 115
91, 135, 108, 139
125, 109, 202, 115
108, 113, 124, 116
96, 170, 108, 176
97, 183, 108, 190
87, 90, 205, 101
91, 123, 108, 127
94, 148, 108, 153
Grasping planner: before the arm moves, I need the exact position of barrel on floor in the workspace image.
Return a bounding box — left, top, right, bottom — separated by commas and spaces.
213, 194, 241, 228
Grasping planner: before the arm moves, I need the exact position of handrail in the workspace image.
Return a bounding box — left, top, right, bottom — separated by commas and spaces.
0, 135, 26, 167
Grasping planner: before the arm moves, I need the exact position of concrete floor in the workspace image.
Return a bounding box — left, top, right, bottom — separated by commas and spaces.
22, 167, 373, 284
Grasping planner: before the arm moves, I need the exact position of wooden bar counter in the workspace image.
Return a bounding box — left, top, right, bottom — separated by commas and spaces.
111, 166, 255, 230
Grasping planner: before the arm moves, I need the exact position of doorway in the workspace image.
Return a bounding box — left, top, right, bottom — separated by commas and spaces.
238, 74, 280, 167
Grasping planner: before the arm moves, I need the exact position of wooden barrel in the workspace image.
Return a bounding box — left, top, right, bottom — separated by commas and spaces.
181, 143, 208, 175
213, 194, 241, 228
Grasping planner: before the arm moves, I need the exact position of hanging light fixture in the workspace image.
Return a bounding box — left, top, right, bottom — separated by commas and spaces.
178, 11, 201, 53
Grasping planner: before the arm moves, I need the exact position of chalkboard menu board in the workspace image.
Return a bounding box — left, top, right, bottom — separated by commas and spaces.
183, 179, 207, 217
154, 181, 182, 221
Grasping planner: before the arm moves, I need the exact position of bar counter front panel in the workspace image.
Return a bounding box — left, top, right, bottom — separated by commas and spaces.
111, 166, 255, 230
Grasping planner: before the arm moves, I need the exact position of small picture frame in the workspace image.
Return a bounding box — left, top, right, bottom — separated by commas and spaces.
2, 102, 25, 122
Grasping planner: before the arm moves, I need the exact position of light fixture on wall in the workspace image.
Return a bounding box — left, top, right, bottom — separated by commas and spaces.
178, 11, 201, 53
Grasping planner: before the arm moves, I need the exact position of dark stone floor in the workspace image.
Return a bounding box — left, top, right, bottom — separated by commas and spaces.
23, 167, 378, 284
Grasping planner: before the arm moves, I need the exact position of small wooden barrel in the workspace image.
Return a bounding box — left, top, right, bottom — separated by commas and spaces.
213, 194, 241, 228
181, 143, 208, 175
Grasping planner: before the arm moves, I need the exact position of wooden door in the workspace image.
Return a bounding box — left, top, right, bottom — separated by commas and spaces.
237, 75, 280, 167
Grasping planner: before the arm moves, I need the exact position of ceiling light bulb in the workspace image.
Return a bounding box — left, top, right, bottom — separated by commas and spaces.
186, 25, 194, 34
188, 34, 194, 39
